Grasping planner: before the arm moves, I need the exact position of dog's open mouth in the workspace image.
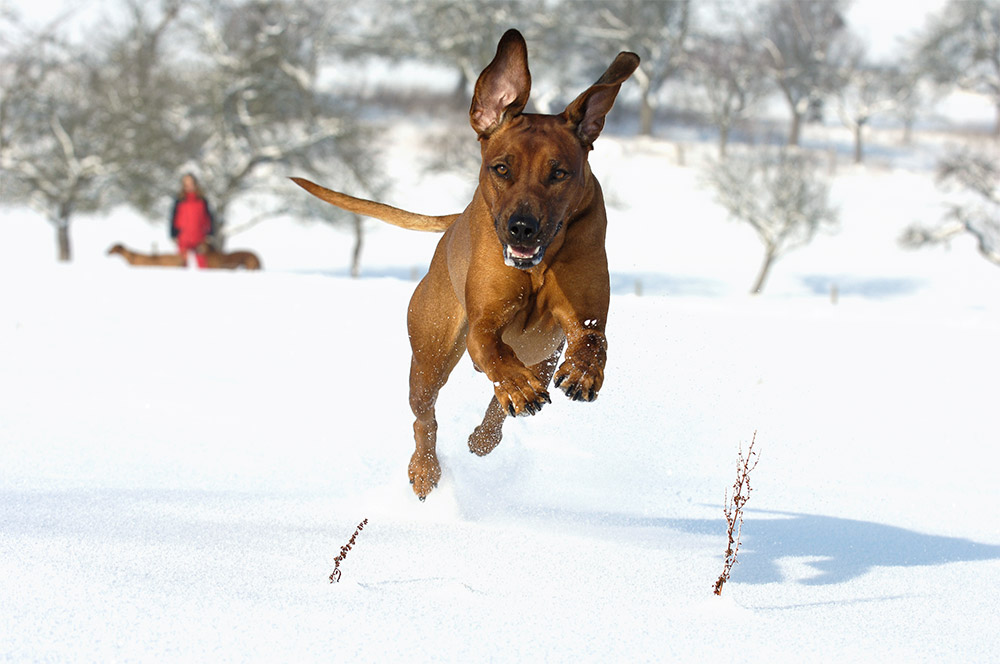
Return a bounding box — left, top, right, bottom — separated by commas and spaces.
503, 244, 544, 269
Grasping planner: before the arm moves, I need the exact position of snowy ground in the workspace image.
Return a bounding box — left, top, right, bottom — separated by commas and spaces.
2, 119, 1000, 662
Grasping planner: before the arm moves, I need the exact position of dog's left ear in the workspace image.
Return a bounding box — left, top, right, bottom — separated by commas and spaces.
470, 29, 532, 137
562, 52, 640, 149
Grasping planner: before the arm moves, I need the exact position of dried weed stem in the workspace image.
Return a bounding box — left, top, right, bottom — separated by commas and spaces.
330, 518, 368, 583
714, 432, 759, 595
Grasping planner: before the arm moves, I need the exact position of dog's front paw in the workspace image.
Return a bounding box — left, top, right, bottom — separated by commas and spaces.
492, 367, 551, 417
408, 451, 441, 501
553, 361, 603, 402
553, 333, 607, 402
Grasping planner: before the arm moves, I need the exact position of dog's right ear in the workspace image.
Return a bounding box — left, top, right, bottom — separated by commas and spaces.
470, 29, 531, 138
562, 51, 640, 149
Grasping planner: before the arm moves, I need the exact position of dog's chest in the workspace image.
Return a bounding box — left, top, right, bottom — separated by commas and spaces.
500, 291, 564, 365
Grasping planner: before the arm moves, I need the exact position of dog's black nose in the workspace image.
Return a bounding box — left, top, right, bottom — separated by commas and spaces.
507, 214, 540, 244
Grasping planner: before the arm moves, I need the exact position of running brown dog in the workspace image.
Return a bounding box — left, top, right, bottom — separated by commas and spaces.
293, 29, 639, 500
106, 244, 185, 267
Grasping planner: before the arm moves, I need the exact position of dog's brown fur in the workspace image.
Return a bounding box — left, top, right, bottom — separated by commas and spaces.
197, 242, 262, 270
293, 30, 638, 500
106, 243, 186, 267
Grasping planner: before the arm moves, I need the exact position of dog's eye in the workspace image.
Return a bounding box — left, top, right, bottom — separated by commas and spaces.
492, 164, 510, 178
551, 169, 570, 182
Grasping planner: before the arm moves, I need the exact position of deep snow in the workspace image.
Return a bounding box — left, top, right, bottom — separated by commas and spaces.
3, 112, 1000, 661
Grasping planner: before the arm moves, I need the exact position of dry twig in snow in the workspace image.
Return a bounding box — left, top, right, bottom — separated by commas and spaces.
714, 433, 760, 595
330, 518, 368, 583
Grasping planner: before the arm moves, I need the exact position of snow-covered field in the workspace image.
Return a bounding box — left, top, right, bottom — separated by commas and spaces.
3, 118, 1000, 662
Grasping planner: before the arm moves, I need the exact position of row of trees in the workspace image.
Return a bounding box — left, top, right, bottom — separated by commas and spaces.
1, 0, 998, 272
370, 0, 999, 154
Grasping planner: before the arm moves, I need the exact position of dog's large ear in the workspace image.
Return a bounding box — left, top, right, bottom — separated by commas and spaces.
470, 29, 531, 137
562, 52, 640, 149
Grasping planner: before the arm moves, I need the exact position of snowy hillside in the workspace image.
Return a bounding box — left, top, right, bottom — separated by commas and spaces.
2, 119, 1000, 661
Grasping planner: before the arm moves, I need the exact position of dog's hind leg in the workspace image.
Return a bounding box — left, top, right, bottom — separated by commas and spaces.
467, 351, 561, 456
406, 263, 468, 500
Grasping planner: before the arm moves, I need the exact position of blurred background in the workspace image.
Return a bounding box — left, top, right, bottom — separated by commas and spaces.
1, 0, 997, 296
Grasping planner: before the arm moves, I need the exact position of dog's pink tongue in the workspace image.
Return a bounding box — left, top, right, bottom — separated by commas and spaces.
510, 247, 538, 258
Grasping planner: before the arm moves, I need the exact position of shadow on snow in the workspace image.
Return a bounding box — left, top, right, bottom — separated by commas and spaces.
656, 508, 998, 586
461, 501, 1000, 587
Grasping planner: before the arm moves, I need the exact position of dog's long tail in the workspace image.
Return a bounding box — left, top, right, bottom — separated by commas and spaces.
290, 177, 458, 232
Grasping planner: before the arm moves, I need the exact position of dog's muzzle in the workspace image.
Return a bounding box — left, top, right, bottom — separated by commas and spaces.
502, 214, 545, 269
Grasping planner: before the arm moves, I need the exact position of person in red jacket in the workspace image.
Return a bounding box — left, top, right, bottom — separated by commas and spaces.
170, 173, 215, 268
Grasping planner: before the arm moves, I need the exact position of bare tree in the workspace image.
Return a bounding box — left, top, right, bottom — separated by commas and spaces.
837, 59, 912, 164
687, 32, 767, 158
0, 24, 119, 261
913, 0, 1000, 136
887, 66, 926, 146
182, 0, 378, 248
703, 147, 838, 294
375, 0, 527, 104
92, 0, 195, 218
758, 0, 853, 146
378, 1, 632, 115
581, 0, 692, 136
901, 146, 1000, 266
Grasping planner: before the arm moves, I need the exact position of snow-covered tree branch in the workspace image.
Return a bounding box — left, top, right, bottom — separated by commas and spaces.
703, 147, 838, 294
901, 146, 1000, 266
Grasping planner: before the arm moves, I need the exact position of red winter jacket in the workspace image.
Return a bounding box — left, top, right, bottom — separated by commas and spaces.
170, 193, 215, 248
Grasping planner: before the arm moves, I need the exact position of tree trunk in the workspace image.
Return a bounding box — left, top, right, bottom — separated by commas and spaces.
750, 246, 777, 295
994, 102, 1000, 138
902, 117, 914, 145
718, 124, 730, 158
454, 69, 469, 106
213, 204, 227, 251
854, 123, 864, 164
788, 110, 802, 147
639, 88, 655, 136
56, 219, 71, 262
350, 214, 363, 278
